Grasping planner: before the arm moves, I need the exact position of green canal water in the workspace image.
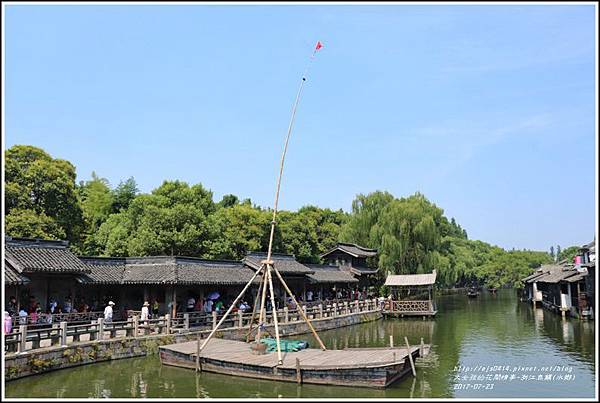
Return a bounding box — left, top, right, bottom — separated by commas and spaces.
5, 290, 596, 398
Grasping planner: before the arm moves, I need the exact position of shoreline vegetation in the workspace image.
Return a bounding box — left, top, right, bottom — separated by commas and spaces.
5, 145, 563, 290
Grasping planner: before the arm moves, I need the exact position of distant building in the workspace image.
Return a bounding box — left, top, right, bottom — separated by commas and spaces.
521, 239, 595, 319
320, 243, 378, 289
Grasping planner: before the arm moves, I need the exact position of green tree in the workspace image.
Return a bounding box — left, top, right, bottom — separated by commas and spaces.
112, 177, 138, 212
78, 172, 115, 254
558, 246, 579, 263
339, 190, 394, 248
93, 180, 215, 256
5, 145, 84, 244
204, 203, 271, 259
5, 209, 66, 240
218, 194, 239, 208
375, 193, 444, 274
79, 172, 113, 230
276, 206, 347, 263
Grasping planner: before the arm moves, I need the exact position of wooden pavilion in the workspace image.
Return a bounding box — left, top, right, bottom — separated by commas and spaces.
383, 270, 437, 317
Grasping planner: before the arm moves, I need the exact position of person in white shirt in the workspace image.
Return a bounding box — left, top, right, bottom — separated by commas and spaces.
187, 297, 196, 312
141, 301, 150, 321
203, 299, 213, 313
63, 298, 72, 313
307, 290, 313, 302
104, 301, 115, 323
18, 309, 27, 325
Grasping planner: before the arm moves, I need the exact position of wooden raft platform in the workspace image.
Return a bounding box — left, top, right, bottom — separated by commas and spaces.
159, 338, 428, 388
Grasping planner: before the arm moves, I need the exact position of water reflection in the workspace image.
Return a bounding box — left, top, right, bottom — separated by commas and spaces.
5, 290, 595, 398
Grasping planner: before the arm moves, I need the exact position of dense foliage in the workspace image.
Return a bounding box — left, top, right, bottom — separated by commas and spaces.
5, 145, 556, 288
339, 191, 552, 288
5, 146, 83, 243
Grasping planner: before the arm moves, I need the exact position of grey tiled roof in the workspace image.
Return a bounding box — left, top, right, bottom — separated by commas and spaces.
77, 257, 127, 284
533, 265, 580, 284
522, 268, 548, 283
348, 266, 379, 276
305, 264, 358, 284
5, 260, 30, 285
78, 256, 258, 285
385, 270, 437, 286
5, 237, 90, 273
123, 263, 178, 284
321, 243, 378, 259
176, 258, 259, 285
564, 273, 587, 283
243, 252, 314, 275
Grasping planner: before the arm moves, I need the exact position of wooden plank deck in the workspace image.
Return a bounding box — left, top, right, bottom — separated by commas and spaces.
161, 338, 420, 369
159, 338, 428, 388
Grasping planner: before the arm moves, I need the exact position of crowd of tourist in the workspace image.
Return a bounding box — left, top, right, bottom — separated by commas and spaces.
4, 286, 375, 332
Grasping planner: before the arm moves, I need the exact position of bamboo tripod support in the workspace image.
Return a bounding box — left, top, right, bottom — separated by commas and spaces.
195, 42, 325, 371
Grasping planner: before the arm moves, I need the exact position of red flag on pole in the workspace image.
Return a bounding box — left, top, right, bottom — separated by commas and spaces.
315, 41, 323, 51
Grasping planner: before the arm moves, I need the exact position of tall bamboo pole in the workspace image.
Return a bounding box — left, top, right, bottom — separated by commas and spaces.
258, 43, 321, 358
255, 263, 271, 342
194, 42, 325, 365
266, 264, 283, 364
245, 272, 265, 341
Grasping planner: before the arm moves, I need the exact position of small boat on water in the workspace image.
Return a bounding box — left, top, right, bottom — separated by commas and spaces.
467, 288, 479, 298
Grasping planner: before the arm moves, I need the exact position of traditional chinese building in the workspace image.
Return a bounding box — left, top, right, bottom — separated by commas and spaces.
3, 237, 372, 321
4, 237, 91, 313
522, 239, 595, 320
320, 243, 378, 290
76, 256, 259, 316
305, 264, 359, 301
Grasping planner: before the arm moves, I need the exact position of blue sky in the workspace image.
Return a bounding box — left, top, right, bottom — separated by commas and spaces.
4, 4, 597, 251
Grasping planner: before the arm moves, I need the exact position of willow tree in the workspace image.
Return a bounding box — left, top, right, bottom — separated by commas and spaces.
339, 190, 394, 248
340, 191, 444, 275
375, 193, 443, 274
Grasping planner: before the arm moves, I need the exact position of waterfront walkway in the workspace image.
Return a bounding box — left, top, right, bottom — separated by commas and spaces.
5, 299, 380, 354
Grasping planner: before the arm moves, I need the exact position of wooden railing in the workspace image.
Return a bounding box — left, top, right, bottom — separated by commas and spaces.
9, 311, 117, 327
4, 299, 381, 354
383, 300, 434, 313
